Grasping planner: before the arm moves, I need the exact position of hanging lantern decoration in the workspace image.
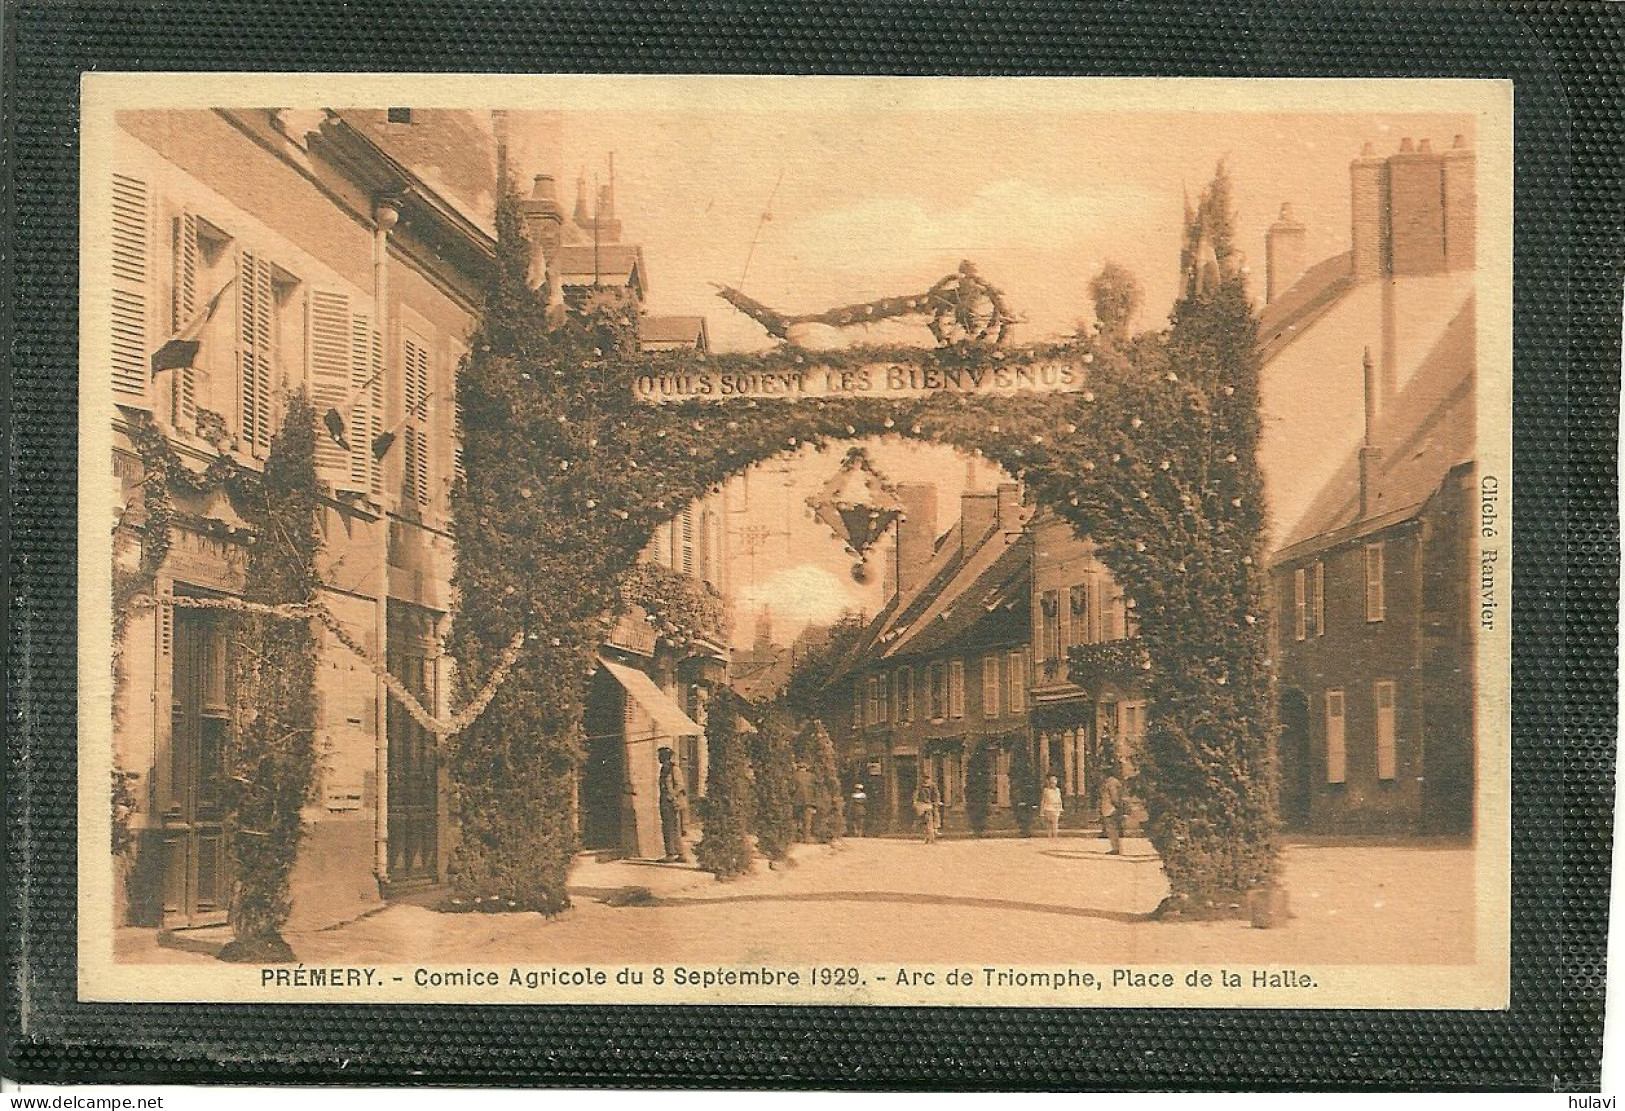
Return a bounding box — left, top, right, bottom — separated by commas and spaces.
805, 447, 904, 582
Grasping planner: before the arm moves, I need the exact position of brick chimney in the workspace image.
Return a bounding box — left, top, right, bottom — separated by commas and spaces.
1442, 134, 1477, 271
1349, 141, 1387, 281
1388, 137, 1447, 275
1350, 135, 1476, 283
959, 491, 998, 556
892, 484, 939, 600
996, 483, 1024, 537
1265, 203, 1307, 303
517, 173, 563, 290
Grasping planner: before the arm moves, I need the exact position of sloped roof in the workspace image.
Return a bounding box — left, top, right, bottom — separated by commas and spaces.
332, 110, 499, 240
1274, 297, 1476, 561
642, 315, 709, 350
556, 243, 646, 291
891, 535, 1031, 659
1258, 251, 1354, 363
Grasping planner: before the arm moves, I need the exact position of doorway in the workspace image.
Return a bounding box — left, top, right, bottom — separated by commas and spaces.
386, 604, 440, 887
893, 755, 918, 832
1279, 688, 1313, 830
162, 607, 231, 927
580, 678, 626, 850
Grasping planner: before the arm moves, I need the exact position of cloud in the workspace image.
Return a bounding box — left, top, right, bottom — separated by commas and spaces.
735, 563, 866, 633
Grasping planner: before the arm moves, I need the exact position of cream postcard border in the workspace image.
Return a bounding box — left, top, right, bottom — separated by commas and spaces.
76, 73, 1514, 1007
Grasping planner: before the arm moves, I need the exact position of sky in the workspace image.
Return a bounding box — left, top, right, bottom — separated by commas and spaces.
496, 99, 1475, 646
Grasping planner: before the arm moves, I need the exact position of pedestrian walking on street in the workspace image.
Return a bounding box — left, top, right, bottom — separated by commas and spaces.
1040, 774, 1063, 840
914, 778, 942, 844
658, 747, 690, 863
1099, 764, 1125, 855
848, 782, 868, 836
793, 762, 818, 843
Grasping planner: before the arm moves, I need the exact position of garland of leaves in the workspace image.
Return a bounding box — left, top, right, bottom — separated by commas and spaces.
619, 562, 729, 650
1066, 637, 1151, 688
447, 167, 1277, 915
219, 392, 323, 962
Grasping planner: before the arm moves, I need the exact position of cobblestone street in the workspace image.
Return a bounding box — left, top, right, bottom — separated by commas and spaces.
125, 834, 1476, 969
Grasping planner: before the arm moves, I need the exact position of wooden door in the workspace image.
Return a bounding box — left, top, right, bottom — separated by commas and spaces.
386, 608, 440, 886
162, 610, 231, 927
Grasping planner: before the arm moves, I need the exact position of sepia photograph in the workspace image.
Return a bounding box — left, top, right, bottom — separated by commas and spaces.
77, 74, 1511, 1007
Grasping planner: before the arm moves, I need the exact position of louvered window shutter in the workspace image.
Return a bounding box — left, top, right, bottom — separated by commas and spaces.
111, 173, 151, 407
351, 312, 383, 495
401, 335, 432, 507
309, 289, 353, 488
170, 212, 199, 422
237, 250, 275, 455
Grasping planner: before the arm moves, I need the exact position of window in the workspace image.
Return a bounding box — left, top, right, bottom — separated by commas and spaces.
401, 331, 434, 507
866, 675, 881, 725
1313, 560, 1326, 637
852, 681, 864, 729
236, 249, 293, 457
877, 673, 889, 724
1104, 590, 1127, 641
1120, 701, 1146, 768
982, 655, 1000, 718
1069, 582, 1092, 646
1007, 650, 1027, 715
1293, 568, 1307, 641
386, 107, 414, 124
929, 662, 947, 721
1325, 689, 1347, 784
1040, 590, 1061, 662
169, 212, 234, 428
111, 173, 152, 407
1365, 542, 1385, 622
948, 659, 965, 719
679, 508, 695, 575
1374, 681, 1397, 780
896, 667, 914, 724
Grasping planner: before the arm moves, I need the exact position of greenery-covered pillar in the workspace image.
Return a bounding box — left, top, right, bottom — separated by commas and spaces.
220, 391, 323, 961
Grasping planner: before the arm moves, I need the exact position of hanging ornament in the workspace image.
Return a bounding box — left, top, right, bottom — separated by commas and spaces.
805, 446, 904, 582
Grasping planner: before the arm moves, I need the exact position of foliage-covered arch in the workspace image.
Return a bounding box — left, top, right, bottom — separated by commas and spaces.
448, 173, 1276, 916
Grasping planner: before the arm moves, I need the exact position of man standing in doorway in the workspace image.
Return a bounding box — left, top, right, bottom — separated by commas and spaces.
658, 747, 690, 863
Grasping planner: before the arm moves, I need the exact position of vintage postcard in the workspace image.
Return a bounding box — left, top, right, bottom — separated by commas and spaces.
78, 73, 1511, 1007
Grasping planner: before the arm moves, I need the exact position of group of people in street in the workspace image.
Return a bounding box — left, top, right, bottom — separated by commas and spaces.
899, 762, 1127, 852
658, 741, 1131, 862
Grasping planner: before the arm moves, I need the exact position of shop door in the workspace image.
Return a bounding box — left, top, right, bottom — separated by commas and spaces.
893, 756, 918, 832
387, 609, 440, 886
162, 609, 231, 928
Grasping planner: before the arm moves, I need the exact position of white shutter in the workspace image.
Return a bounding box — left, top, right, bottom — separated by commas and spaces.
351, 314, 383, 495
401, 333, 432, 507
309, 289, 352, 488
949, 659, 965, 719
1293, 568, 1306, 641
1325, 690, 1347, 784
982, 656, 999, 719
237, 250, 274, 455
1365, 543, 1385, 622
1374, 681, 1397, 780
111, 173, 151, 406
170, 212, 198, 422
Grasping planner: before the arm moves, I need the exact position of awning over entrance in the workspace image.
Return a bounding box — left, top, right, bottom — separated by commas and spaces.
597, 657, 704, 739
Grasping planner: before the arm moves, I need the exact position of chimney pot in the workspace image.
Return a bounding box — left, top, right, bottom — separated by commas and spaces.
1399, 137, 1415, 152
1419, 137, 1433, 153
1360, 140, 1376, 156
1453, 133, 1468, 148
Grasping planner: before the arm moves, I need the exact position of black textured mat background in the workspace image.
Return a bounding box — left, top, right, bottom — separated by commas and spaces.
3, 0, 1621, 1090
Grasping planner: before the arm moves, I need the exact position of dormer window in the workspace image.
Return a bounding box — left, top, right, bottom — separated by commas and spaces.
386, 108, 413, 124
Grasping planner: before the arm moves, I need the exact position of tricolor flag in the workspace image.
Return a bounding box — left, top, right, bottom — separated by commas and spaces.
151, 276, 235, 376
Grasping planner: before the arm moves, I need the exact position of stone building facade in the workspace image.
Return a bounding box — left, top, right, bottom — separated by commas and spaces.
1261, 135, 1478, 834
